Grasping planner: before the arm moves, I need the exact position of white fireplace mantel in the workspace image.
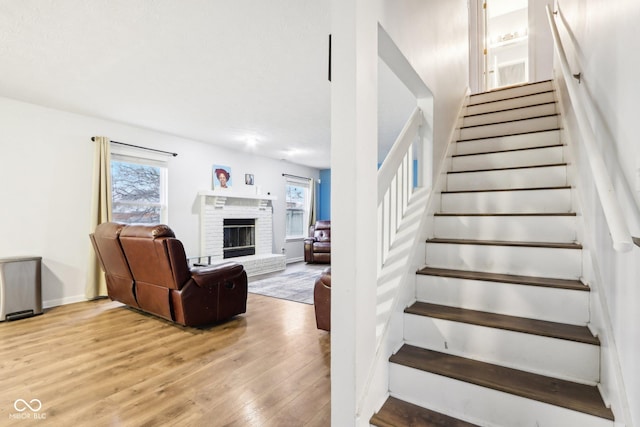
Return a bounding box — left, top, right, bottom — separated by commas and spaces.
198, 190, 277, 207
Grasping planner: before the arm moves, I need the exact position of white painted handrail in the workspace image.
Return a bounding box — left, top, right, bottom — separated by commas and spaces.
377, 106, 423, 269
546, 6, 634, 252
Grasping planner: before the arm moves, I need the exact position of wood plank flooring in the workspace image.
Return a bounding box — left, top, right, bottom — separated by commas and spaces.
0, 294, 330, 426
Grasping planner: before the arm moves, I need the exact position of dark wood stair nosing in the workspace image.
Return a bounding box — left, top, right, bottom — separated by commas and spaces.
460, 113, 559, 130
452, 143, 565, 158
371, 396, 480, 427
405, 301, 599, 345
416, 266, 588, 291
441, 185, 571, 194
469, 80, 552, 97
457, 127, 562, 143
434, 212, 577, 217
468, 87, 554, 108
389, 345, 614, 421
426, 238, 582, 250
447, 162, 567, 175
464, 101, 557, 119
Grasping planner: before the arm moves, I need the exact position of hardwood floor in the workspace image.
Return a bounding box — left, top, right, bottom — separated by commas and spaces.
0, 293, 330, 426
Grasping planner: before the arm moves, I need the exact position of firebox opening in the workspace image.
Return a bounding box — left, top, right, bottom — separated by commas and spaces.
223, 218, 256, 258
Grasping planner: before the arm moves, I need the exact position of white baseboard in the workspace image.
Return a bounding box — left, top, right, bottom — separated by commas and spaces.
43, 294, 87, 309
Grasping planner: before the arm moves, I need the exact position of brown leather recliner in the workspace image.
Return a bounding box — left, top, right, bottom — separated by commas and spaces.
89, 222, 138, 307
90, 222, 247, 327
313, 267, 331, 331
304, 220, 331, 264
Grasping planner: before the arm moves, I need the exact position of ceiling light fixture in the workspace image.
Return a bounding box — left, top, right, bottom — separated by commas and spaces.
246, 136, 258, 149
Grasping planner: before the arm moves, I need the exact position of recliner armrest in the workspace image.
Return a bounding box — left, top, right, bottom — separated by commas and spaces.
190, 262, 245, 287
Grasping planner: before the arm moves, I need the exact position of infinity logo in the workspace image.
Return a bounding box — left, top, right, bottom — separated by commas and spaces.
13, 399, 42, 412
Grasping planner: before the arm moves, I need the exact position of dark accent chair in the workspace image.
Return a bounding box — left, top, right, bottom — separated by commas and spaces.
90, 222, 247, 327
313, 267, 331, 331
304, 220, 331, 264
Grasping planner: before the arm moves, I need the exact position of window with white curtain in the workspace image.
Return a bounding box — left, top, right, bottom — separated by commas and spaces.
285, 177, 310, 240
110, 145, 168, 225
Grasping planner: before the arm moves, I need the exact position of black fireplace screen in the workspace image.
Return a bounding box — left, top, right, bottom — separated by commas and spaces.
223, 218, 256, 258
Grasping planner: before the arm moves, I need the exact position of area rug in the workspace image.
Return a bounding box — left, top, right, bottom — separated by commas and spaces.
248, 269, 322, 304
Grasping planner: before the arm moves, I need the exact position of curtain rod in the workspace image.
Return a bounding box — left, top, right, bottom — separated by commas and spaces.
91, 137, 178, 157
282, 173, 311, 181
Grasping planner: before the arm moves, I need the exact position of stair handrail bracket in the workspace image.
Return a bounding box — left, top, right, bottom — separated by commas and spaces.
547, 5, 635, 252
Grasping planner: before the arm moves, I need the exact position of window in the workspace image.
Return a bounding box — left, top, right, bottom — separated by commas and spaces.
285, 177, 311, 239
110, 148, 168, 224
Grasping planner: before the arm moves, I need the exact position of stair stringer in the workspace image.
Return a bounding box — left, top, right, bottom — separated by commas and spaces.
553, 76, 633, 427
358, 186, 431, 425
358, 91, 470, 426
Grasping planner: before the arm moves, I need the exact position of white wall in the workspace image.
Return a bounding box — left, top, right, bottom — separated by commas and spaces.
330, 0, 469, 425
554, 0, 640, 425
0, 97, 319, 307
528, 0, 555, 82
379, 0, 469, 177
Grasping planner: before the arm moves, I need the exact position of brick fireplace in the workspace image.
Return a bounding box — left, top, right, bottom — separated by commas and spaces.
198, 190, 286, 277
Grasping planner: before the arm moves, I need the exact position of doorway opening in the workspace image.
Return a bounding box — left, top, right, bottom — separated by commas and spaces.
481, 0, 529, 91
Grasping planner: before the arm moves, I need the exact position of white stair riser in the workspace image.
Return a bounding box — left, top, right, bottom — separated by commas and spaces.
469, 81, 554, 105
455, 130, 561, 155
415, 275, 590, 325
389, 365, 614, 427
433, 215, 577, 243
463, 103, 557, 128
403, 314, 599, 383
467, 91, 556, 116
460, 115, 559, 141
441, 188, 572, 214
451, 145, 564, 171
447, 165, 567, 192
425, 243, 582, 279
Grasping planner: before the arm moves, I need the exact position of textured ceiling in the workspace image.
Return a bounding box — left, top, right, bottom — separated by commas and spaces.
0, 0, 415, 169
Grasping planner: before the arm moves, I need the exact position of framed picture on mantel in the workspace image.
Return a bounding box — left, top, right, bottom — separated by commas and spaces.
212, 165, 232, 189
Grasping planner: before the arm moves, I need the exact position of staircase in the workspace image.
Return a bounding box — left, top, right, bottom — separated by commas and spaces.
371, 81, 616, 427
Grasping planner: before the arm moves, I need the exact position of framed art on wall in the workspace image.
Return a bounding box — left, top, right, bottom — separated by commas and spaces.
212, 165, 232, 189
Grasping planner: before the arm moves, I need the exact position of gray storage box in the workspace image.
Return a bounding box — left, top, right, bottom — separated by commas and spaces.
0, 256, 42, 321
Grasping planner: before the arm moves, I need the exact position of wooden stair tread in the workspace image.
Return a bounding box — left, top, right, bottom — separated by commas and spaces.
434, 212, 576, 217
464, 101, 556, 119
469, 80, 552, 100
417, 266, 588, 291
451, 143, 564, 158
447, 162, 566, 174
426, 238, 582, 250
371, 397, 479, 427
460, 114, 559, 130
442, 185, 570, 194
457, 128, 562, 143
390, 345, 614, 421
405, 302, 599, 345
